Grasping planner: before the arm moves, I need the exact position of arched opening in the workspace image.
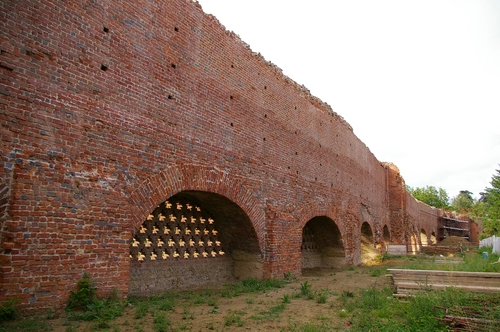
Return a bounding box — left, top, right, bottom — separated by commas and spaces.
382, 224, 391, 253
410, 233, 419, 253
420, 229, 428, 246
301, 216, 345, 270
430, 231, 437, 245
129, 191, 261, 296
361, 222, 377, 264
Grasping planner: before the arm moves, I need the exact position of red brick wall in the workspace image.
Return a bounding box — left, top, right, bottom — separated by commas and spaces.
1, 0, 441, 312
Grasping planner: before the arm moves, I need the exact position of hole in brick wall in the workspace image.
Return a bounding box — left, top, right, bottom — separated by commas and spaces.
315, 177, 317, 181
174, 27, 179, 31
168, 95, 173, 99
100, 64, 108, 71
230, 95, 233, 100
263, 137, 266, 141
296, 170, 299, 174
295, 106, 297, 110
264, 114, 267, 118
231, 64, 234, 68
336, 134, 338, 137
4, 249, 11, 254
230, 122, 233, 127
264, 86, 267, 90
295, 130, 297, 134
103, 27, 109, 33
295, 152, 298, 155
171, 63, 176, 68
288, 166, 290, 169
320, 163, 322, 166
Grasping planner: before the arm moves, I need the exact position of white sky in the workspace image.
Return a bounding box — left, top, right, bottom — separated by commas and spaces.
197, 0, 500, 200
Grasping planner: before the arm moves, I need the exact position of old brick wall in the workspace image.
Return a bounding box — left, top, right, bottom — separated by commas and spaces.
1, 0, 439, 312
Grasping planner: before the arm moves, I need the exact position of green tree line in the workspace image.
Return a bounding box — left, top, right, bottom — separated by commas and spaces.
406, 166, 500, 238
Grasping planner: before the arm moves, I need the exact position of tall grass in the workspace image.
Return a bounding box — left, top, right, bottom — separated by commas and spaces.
343, 287, 500, 331
399, 248, 500, 272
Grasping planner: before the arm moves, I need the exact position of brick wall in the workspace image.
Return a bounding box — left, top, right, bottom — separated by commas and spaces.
0, 0, 451, 313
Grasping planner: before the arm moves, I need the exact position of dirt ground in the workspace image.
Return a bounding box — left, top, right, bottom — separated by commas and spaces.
26, 260, 402, 332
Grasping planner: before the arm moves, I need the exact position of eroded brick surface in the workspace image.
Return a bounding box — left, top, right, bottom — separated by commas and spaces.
0, 0, 457, 312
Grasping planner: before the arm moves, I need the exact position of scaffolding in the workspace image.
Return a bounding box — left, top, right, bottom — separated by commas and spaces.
437, 216, 470, 242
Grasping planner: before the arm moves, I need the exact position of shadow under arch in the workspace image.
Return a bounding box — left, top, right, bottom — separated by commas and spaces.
430, 231, 437, 245
129, 190, 263, 296
420, 228, 428, 246
382, 224, 391, 243
301, 216, 345, 270
361, 221, 378, 264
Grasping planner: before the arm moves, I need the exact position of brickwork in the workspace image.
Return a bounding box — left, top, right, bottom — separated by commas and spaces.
0, 0, 461, 313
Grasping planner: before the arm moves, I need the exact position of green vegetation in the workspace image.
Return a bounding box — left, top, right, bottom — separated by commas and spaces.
2, 254, 500, 331
0, 298, 17, 322
221, 277, 289, 298
473, 167, 500, 237
407, 165, 500, 238
65, 274, 124, 323
399, 248, 500, 272
343, 287, 500, 332
406, 185, 450, 208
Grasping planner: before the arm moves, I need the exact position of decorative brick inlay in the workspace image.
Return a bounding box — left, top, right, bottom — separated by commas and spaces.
130, 196, 225, 261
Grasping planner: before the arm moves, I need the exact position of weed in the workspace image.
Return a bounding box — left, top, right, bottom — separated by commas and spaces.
0, 298, 17, 322
66, 273, 96, 311
65, 274, 124, 322
370, 268, 384, 277
207, 297, 218, 307
0, 317, 52, 332
284, 271, 297, 281
222, 277, 289, 298
341, 290, 355, 298
282, 294, 291, 304
181, 307, 194, 320
252, 303, 286, 321
224, 310, 245, 326
134, 301, 149, 319
315, 289, 329, 304
153, 312, 170, 332
300, 281, 312, 296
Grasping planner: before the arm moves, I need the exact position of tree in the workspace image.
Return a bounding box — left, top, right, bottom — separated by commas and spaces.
451, 190, 475, 213
406, 185, 450, 209
477, 167, 500, 236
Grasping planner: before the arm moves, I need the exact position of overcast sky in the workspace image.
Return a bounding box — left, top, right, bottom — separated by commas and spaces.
197, 0, 500, 200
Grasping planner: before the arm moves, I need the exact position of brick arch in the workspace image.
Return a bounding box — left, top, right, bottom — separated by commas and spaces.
295, 200, 342, 235
382, 224, 391, 242
128, 164, 265, 252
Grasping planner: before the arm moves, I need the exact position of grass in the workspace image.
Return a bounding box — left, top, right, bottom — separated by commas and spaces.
221, 277, 289, 298
340, 286, 500, 331
397, 247, 500, 272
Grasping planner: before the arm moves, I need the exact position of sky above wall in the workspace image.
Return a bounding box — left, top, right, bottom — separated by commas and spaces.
197, 0, 500, 200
